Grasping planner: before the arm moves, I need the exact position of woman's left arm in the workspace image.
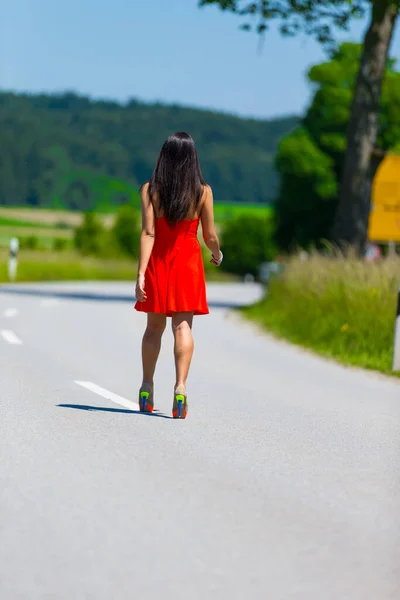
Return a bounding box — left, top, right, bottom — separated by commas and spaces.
136, 183, 155, 302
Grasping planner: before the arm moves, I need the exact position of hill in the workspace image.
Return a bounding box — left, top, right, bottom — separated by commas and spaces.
0, 91, 298, 210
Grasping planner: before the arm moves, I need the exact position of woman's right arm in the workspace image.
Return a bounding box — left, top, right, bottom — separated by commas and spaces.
200, 185, 222, 264
136, 182, 155, 302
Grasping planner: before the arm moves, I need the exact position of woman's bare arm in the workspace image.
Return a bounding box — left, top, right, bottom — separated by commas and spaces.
136, 183, 155, 301
200, 185, 221, 262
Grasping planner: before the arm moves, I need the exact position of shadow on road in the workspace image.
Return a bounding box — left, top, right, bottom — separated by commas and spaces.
0, 286, 252, 309
57, 403, 173, 419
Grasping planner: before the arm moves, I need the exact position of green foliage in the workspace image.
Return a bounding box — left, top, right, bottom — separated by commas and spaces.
112, 204, 141, 258
275, 128, 337, 250
213, 203, 272, 223
274, 43, 400, 250
243, 254, 400, 375
0, 92, 298, 209
199, 1, 369, 48
74, 212, 106, 256
53, 238, 68, 252
20, 235, 39, 250
303, 42, 400, 167
221, 215, 276, 276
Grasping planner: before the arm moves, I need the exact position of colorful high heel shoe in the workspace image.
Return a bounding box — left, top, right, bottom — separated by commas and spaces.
138, 383, 154, 413
172, 385, 188, 419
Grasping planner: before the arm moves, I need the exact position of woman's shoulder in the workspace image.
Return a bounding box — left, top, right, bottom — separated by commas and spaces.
140, 181, 150, 195
201, 183, 212, 200
200, 184, 213, 205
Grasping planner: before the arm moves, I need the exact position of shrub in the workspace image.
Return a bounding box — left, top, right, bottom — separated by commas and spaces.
56, 221, 73, 230
21, 235, 39, 250
74, 211, 106, 256
112, 204, 140, 258
53, 238, 68, 252
221, 215, 276, 277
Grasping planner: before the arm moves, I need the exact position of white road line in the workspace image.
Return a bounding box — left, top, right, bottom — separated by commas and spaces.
75, 381, 140, 411
1, 330, 23, 345
40, 299, 60, 307
3, 308, 19, 318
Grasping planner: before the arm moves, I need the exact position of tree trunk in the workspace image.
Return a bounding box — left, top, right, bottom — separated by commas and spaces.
332, 1, 398, 254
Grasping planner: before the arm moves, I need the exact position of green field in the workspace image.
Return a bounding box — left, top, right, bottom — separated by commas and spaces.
0, 204, 262, 284
0, 249, 136, 282
0, 203, 273, 250
213, 203, 273, 223
0, 207, 105, 250
0, 217, 58, 229
0, 247, 234, 284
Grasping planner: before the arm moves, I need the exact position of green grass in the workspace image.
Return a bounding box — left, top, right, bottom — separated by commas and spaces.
0, 250, 136, 282
0, 201, 273, 228
0, 203, 259, 283
0, 217, 56, 228
243, 254, 400, 376
0, 248, 234, 284
213, 203, 273, 224
0, 207, 110, 227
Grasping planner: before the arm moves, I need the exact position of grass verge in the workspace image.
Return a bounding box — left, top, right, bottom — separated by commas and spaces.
242, 254, 400, 376
0, 250, 136, 283
0, 249, 235, 284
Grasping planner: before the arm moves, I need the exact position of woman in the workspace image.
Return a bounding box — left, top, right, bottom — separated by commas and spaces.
135, 132, 223, 419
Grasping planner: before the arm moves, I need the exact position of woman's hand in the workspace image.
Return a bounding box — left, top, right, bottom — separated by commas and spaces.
210, 251, 223, 267
135, 273, 147, 302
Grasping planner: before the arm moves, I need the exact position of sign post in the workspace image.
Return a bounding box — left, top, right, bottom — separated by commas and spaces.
8, 237, 19, 282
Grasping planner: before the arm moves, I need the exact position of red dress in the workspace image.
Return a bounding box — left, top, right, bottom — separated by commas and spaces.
135, 216, 209, 316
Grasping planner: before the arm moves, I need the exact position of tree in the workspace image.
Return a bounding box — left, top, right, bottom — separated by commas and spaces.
199, 0, 400, 253
221, 215, 276, 276
112, 204, 141, 258
275, 129, 337, 250
275, 42, 400, 250
74, 212, 105, 255
0, 91, 297, 209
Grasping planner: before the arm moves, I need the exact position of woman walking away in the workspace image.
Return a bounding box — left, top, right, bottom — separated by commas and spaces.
135, 132, 223, 419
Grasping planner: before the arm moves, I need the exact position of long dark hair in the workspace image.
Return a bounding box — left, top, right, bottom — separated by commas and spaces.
147, 132, 205, 223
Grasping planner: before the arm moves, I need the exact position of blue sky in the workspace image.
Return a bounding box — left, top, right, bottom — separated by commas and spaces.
1, 0, 399, 119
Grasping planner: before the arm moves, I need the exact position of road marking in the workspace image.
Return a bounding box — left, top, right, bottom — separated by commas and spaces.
40, 299, 60, 307
75, 381, 140, 411
3, 308, 19, 318
1, 330, 23, 345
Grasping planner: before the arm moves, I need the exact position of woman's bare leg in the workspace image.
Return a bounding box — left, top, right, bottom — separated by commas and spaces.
171, 312, 194, 390
142, 313, 166, 387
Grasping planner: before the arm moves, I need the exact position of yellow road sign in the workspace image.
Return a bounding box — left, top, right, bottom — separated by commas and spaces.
368, 154, 400, 242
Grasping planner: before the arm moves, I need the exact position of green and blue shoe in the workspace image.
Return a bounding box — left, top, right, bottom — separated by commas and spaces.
172, 385, 188, 419
139, 383, 154, 413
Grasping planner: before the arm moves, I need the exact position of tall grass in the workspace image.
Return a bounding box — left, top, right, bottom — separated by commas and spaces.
244, 254, 400, 374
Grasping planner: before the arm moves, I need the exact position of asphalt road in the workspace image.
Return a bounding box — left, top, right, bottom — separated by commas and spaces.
0, 281, 399, 599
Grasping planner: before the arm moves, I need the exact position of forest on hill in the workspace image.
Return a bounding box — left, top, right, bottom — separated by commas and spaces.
0, 91, 298, 210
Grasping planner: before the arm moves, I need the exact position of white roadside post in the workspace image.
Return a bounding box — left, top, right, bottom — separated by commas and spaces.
393, 283, 400, 372
259, 262, 270, 285
244, 273, 255, 283
8, 237, 19, 282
